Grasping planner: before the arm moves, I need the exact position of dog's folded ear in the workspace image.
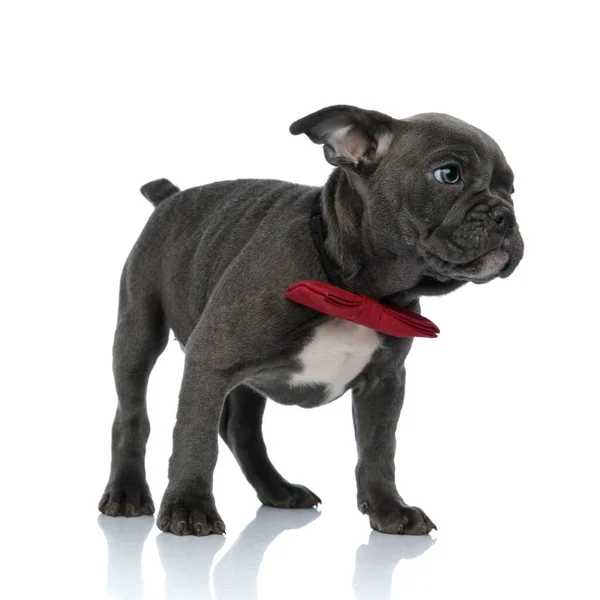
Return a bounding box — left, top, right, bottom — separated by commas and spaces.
290, 105, 393, 168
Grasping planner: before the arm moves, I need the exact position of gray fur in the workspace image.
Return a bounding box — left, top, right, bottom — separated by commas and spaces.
98, 105, 524, 535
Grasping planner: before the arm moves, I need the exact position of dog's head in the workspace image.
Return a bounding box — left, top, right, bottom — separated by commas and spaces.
290, 105, 524, 285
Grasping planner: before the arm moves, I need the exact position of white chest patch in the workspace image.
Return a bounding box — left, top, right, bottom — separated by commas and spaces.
290, 319, 381, 401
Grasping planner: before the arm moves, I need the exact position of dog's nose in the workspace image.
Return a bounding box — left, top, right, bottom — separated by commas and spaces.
490, 206, 515, 233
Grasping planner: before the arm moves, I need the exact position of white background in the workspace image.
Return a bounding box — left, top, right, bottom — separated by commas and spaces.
2, 1, 599, 599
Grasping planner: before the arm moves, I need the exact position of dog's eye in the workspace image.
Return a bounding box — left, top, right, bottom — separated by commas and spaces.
433, 166, 461, 184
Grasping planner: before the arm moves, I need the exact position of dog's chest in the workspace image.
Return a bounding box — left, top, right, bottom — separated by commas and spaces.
289, 319, 381, 400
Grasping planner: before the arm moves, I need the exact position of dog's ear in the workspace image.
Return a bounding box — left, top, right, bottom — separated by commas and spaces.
290, 105, 393, 168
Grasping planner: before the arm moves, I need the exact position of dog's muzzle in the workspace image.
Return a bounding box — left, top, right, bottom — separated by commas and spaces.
419, 201, 523, 282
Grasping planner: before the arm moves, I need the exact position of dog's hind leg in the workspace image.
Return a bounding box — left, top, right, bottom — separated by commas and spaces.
219, 385, 321, 508
99, 272, 168, 517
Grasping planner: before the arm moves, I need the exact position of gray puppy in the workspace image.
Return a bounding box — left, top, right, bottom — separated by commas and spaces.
99, 105, 524, 536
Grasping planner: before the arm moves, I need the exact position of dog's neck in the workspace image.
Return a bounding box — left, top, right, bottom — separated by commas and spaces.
319, 168, 465, 304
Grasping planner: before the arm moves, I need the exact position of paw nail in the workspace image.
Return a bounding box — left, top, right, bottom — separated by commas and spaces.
159, 518, 170, 530
214, 521, 226, 534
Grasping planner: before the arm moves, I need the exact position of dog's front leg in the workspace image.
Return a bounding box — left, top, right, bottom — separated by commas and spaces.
157, 353, 231, 536
352, 367, 436, 535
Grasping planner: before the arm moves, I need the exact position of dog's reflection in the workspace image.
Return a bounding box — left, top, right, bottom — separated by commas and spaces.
157, 528, 225, 599
211, 506, 320, 599
99, 507, 434, 600
98, 514, 154, 600
353, 531, 436, 600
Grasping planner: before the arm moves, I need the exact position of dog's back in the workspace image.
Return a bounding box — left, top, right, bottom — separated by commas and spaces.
124, 178, 316, 344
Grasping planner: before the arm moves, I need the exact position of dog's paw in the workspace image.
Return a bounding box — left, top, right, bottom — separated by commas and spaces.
360, 498, 436, 535
258, 482, 322, 509
98, 477, 155, 517
157, 494, 225, 536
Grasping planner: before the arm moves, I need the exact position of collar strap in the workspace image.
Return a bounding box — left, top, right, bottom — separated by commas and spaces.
309, 192, 346, 288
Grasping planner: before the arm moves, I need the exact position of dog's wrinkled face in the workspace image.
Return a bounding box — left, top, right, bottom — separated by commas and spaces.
290, 106, 524, 286
382, 113, 524, 284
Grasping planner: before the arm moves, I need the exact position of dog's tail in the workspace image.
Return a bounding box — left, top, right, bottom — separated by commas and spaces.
140, 178, 180, 207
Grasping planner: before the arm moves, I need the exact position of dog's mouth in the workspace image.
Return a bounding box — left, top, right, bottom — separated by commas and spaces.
421, 234, 522, 284
422, 247, 504, 282
453, 247, 510, 282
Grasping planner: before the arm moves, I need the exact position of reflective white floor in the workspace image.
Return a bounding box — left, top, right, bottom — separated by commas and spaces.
96, 507, 435, 600
10, 455, 600, 600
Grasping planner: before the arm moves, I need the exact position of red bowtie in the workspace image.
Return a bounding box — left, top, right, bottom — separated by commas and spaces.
286, 280, 439, 338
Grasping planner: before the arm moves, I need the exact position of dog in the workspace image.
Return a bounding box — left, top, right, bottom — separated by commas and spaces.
99, 105, 524, 536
